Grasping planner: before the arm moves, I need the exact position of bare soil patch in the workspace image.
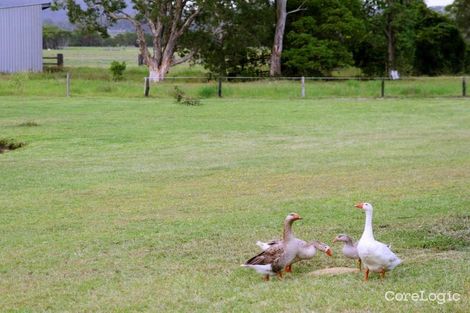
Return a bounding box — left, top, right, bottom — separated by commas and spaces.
0, 138, 25, 154
309, 267, 360, 276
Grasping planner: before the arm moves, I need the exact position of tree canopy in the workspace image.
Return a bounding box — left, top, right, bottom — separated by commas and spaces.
53, 0, 468, 78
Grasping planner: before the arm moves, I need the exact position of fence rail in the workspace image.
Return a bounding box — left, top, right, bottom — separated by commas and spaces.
43, 53, 64, 68
143, 76, 468, 98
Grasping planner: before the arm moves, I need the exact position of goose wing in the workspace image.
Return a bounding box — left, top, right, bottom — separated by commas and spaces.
245, 244, 284, 266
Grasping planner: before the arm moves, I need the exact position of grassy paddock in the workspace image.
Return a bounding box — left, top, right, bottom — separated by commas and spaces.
43, 47, 144, 68
0, 96, 469, 312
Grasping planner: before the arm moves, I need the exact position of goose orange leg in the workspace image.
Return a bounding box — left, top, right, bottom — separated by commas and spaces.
364, 268, 369, 282
380, 269, 386, 280
276, 271, 283, 280
357, 259, 362, 270
263, 275, 270, 281
284, 265, 292, 273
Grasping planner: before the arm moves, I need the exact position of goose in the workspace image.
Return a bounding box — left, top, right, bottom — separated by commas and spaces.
256, 239, 332, 272
241, 213, 302, 281
355, 202, 401, 281
333, 234, 361, 269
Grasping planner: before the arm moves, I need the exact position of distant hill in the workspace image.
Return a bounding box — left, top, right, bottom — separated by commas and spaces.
42, 1, 134, 34
429, 6, 447, 14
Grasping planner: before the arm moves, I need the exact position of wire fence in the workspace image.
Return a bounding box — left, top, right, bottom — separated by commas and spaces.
0, 73, 468, 99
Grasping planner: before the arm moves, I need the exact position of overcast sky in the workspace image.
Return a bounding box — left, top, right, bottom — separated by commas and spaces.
425, 0, 454, 6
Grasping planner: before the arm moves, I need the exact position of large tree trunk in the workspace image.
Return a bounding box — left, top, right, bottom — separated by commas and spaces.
144, 34, 177, 82
148, 60, 171, 82
387, 28, 396, 74
270, 0, 287, 77
385, 6, 396, 76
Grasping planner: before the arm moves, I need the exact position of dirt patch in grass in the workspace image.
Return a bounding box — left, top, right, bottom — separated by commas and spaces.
0, 138, 26, 154
17, 121, 39, 127
309, 267, 359, 276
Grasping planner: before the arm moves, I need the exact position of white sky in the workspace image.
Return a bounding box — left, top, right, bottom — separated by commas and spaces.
425, 0, 454, 6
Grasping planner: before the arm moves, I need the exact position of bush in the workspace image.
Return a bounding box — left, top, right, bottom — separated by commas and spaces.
173, 86, 201, 106
109, 61, 126, 81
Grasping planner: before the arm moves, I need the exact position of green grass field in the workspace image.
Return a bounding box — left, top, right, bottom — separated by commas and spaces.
0, 96, 469, 312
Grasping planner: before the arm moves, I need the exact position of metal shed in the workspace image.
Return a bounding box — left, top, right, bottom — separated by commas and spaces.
0, 0, 51, 73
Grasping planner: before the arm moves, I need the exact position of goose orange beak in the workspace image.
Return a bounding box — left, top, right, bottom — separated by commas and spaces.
332, 238, 338, 243
325, 248, 333, 256
355, 203, 364, 209
293, 213, 302, 220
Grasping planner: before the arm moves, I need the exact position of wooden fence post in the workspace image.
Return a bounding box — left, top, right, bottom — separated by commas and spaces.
218, 78, 222, 97
463, 77, 467, 97
381, 78, 385, 98
144, 77, 150, 97
57, 53, 64, 67
66, 72, 70, 97
301, 76, 305, 98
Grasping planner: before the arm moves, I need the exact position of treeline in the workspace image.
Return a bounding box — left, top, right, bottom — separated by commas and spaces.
43, 25, 151, 48
45, 0, 470, 76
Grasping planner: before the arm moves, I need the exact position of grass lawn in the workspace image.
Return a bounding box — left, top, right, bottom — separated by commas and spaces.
0, 96, 469, 312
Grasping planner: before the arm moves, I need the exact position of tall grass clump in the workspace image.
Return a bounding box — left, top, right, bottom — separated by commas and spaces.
198, 86, 217, 98
8, 73, 29, 95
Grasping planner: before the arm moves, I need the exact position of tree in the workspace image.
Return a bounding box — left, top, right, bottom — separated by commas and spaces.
269, 0, 306, 76
43, 24, 71, 49
362, 0, 426, 76
414, 12, 466, 75
54, 0, 213, 81
282, 0, 366, 76
190, 0, 273, 76
356, 0, 430, 75
446, 0, 470, 41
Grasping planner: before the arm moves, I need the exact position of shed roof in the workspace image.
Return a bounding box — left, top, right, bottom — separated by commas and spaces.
0, 0, 51, 10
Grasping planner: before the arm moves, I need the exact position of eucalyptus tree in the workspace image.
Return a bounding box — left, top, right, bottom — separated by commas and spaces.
282, 0, 366, 76
363, 0, 426, 75
54, 0, 216, 81
188, 0, 273, 76
446, 0, 470, 41
270, 0, 307, 76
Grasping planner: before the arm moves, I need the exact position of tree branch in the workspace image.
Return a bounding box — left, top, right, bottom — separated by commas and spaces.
177, 9, 200, 37
287, 0, 307, 15
171, 50, 195, 66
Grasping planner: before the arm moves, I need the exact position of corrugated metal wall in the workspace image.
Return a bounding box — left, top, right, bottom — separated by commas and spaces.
0, 5, 43, 73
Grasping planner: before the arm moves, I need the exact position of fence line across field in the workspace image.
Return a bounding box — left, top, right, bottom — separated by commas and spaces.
143, 76, 468, 98
43, 72, 468, 98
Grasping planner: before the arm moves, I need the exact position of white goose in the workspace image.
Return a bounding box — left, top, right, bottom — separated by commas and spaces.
355, 202, 401, 281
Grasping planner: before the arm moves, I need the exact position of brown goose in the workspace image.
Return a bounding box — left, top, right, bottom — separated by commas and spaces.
241, 213, 302, 281
256, 239, 332, 272
333, 234, 361, 269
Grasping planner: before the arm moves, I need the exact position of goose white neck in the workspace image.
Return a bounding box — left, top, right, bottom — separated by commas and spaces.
361, 209, 374, 240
